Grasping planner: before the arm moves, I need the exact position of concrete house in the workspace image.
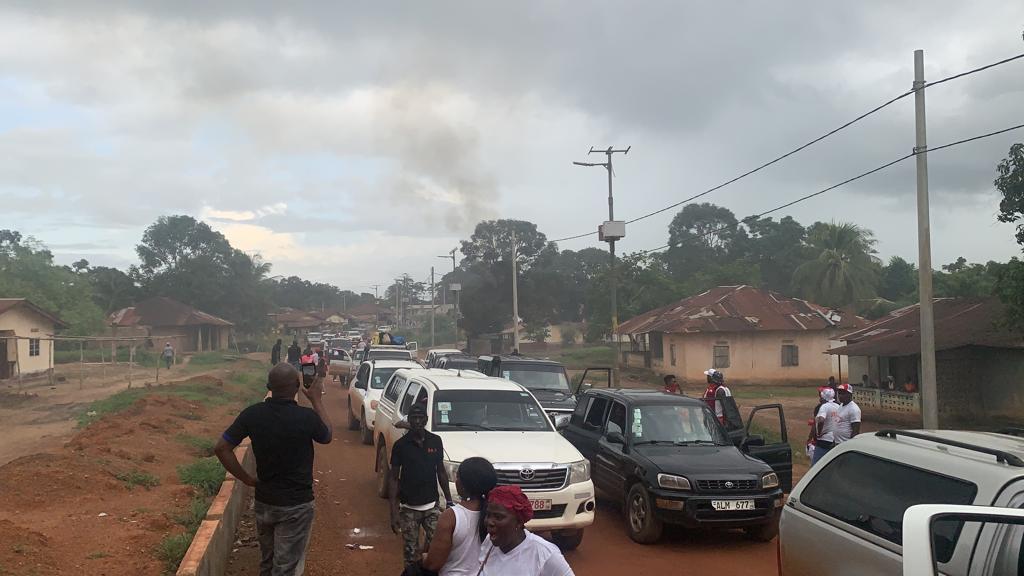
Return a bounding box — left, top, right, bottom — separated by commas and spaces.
827, 297, 1024, 422
615, 285, 864, 384
0, 298, 66, 379
109, 296, 233, 353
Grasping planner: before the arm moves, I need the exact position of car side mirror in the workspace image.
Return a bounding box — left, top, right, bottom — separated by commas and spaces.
553, 414, 571, 431
395, 418, 410, 430
742, 434, 765, 450
606, 430, 625, 444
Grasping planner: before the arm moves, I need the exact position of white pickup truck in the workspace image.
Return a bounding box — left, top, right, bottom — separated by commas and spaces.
372, 370, 596, 551
347, 359, 423, 445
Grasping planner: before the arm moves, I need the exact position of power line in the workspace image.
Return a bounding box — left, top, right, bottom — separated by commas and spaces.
631, 122, 1024, 257
551, 51, 1024, 244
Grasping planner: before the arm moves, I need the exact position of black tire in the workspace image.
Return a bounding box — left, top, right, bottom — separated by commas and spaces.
360, 410, 373, 445
744, 515, 780, 542
551, 529, 584, 551
626, 484, 663, 544
376, 444, 390, 499
347, 399, 360, 431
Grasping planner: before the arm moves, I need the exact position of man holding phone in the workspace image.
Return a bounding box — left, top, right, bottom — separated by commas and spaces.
214, 362, 332, 576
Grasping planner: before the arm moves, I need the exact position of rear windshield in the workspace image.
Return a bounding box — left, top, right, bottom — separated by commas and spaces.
368, 350, 413, 361
443, 357, 478, 370
369, 367, 398, 390
801, 451, 977, 563
500, 363, 570, 393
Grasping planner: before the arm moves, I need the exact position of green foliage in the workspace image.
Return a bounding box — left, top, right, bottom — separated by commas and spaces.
156, 532, 194, 575
559, 325, 579, 345
172, 496, 212, 533
177, 457, 225, 497
176, 434, 215, 457
460, 219, 550, 269
54, 347, 157, 365
996, 142, 1024, 245
792, 222, 879, 308
995, 258, 1024, 332
115, 470, 161, 490
77, 377, 235, 427
525, 324, 550, 343
185, 351, 229, 367
549, 345, 616, 368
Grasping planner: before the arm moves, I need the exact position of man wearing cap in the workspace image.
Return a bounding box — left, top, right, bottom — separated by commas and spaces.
812, 388, 839, 465
833, 383, 862, 444
389, 403, 454, 568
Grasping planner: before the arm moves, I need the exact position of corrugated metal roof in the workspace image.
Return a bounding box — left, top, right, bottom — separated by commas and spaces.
827, 297, 1023, 356
0, 298, 67, 328
109, 297, 233, 328
615, 285, 863, 335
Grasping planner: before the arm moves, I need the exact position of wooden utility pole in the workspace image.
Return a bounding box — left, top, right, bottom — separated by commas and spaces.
914, 49, 938, 429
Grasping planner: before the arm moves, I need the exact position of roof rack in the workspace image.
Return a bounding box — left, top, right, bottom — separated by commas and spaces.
875, 429, 1024, 467
996, 427, 1024, 438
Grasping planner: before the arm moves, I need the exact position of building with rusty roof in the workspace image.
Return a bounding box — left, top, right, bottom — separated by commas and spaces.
109, 296, 233, 353
615, 285, 864, 384
827, 297, 1024, 422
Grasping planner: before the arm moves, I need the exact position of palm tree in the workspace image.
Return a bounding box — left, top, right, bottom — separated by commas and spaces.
793, 222, 879, 308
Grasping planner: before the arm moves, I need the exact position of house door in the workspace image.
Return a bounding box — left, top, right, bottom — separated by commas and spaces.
0, 335, 9, 379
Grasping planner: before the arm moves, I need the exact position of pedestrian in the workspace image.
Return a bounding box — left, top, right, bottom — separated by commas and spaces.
662, 374, 681, 395
390, 404, 455, 568
833, 383, 862, 443
213, 363, 332, 576
903, 377, 918, 394
810, 388, 838, 464
476, 485, 575, 576
287, 340, 301, 369
162, 342, 174, 370
271, 338, 283, 365
702, 369, 739, 429
418, 457, 499, 576
826, 375, 837, 395
885, 375, 896, 391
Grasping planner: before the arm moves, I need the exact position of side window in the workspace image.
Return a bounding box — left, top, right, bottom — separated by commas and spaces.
801, 452, 977, 562
570, 395, 590, 426
399, 382, 422, 415
781, 343, 799, 367
583, 397, 610, 430
606, 401, 627, 436
357, 365, 369, 386
384, 375, 406, 403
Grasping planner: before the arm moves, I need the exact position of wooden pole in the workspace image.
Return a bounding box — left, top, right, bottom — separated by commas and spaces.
100, 340, 106, 379
15, 337, 22, 393
128, 345, 134, 389
155, 348, 160, 386
48, 339, 54, 387
79, 340, 84, 390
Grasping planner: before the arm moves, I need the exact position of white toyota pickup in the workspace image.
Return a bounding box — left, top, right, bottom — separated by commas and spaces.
372, 370, 596, 551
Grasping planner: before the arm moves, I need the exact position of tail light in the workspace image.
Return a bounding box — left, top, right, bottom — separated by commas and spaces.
370, 400, 379, 411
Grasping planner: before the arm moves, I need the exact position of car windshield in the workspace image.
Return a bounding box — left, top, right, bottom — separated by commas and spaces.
633, 405, 729, 445
370, 367, 398, 390
432, 389, 551, 432
501, 364, 570, 393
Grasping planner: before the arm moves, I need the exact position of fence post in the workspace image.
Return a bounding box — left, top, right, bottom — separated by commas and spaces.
128, 345, 134, 389
79, 340, 84, 390
155, 350, 159, 386
100, 342, 106, 379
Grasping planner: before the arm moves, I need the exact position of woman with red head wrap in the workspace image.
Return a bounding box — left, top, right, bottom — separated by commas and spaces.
477, 485, 575, 575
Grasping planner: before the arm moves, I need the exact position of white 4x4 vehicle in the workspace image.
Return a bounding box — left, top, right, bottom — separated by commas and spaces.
373, 370, 596, 550
347, 359, 423, 445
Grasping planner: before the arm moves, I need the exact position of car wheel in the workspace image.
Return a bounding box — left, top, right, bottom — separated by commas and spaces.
744, 513, 780, 542
360, 411, 373, 445
551, 529, 584, 551
347, 399, 360, 431
626, 484, 663, 544
376, 444, 390, 499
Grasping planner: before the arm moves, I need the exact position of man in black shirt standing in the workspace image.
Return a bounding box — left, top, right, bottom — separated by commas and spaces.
286, 340, 302, 369
389, 403, 453, 567
214, 362, 332, 576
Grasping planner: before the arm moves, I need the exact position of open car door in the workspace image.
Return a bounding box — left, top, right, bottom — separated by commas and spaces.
573, 367, 613, 396
742, 403, 793, 492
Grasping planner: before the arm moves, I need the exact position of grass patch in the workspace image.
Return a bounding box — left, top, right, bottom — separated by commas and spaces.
54, 348, 157, 365
87, 551, 110, 560
115, 470, 161, 490
77, 381, 234, 427
185, 351, 232, 367
178, 457, 224, 497
546, 345, 616, 368
156, 532, 194, 575
176, 434, 215, 457
172, 496, 212, 533
730, 385, 817, 400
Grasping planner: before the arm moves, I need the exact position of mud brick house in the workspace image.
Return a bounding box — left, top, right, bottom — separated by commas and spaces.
0, 298, 66, 379
615, 285, 864, 384
109, 296, 233, 353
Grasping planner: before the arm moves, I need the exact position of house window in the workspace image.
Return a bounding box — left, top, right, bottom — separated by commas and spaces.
669, 344, 677, 367
713, 345, 730, 369
782, 344, 799, 367
29, 338, 40, 357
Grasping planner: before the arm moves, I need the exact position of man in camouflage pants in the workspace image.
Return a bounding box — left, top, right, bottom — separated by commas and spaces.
388, 404, 453, 567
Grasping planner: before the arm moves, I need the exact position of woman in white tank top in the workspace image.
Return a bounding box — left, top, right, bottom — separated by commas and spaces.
418, 457, 497, 576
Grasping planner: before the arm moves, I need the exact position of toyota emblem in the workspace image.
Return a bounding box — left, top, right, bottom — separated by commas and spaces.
724, 481, 735, 489
520, 468, 536, 481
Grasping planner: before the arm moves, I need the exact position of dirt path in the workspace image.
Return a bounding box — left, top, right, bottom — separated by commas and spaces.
226, 382, 780, 576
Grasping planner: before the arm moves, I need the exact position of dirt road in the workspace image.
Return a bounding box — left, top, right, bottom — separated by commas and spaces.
226, 386, 779, 576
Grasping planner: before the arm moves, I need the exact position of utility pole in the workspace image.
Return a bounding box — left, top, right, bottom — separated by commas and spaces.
439, 248, 459, 347
394, 278, 402, 329
511, 231, 520, 353
430, 267, 436, 348
574, 146, 630, 383
914, 49, 938, 429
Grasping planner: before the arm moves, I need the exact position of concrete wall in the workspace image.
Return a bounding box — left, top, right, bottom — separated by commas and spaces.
659, 330, 844, 385
0, 307, 58, 377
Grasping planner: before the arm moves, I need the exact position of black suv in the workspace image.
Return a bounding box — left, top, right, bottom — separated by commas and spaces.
563, 388, 792, 543
477, 355, 576, 426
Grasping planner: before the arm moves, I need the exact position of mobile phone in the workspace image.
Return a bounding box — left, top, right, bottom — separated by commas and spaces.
301, 363, 317, 388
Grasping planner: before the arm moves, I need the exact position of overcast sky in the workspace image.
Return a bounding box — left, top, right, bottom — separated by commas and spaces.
1, 1, 1023, 293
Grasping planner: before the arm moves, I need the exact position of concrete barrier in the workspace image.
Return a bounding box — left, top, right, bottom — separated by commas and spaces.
177, 441, 255, 576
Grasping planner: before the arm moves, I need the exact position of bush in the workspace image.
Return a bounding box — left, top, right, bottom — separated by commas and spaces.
115, 470, 161, 490
177, 457, 224, 497
176, 434, 215, 457
156, 532, 194, 574
172, 496, 212, 533
560, 325, 578, 345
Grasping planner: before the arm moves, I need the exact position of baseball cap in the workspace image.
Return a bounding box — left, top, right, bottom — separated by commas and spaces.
836, 383, 854, 394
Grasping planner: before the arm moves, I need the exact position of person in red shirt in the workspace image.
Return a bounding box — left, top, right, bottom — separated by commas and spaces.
662, 374, 681, 395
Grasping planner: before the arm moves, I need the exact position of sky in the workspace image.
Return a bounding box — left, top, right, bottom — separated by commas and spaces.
1, 1, 1023, 293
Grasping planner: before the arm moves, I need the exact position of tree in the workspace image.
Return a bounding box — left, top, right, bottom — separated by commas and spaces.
135, 215, 232, 279
86, 265, 140, 313
933, 257, 1004, 298
744, 216, 809, 293
664, 203, 747, 281
996, 143, 1024, 245
460, 220, 550, 270
879, 256, 917, 302
792, 222, 879, 308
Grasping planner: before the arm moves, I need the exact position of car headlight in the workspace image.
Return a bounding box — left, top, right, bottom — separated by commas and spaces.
657, 474, 691, 490
444, 460, 460, 480
568, 460, 590, 484
761, 472, 780, 489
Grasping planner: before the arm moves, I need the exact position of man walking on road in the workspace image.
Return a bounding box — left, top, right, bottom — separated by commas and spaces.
162, 342, 174, 370
214, 363, 333, 576
389, 403, 454, 568
287, 340, 302, 369
271, 338, 283, 365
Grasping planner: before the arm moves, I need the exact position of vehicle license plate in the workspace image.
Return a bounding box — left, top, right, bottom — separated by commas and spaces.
530, 499, 552, 511
711, 500, 754, 511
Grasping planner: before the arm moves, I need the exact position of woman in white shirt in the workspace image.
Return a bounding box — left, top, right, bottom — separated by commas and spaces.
419, 457, 498, 576
477, 485, 575, 576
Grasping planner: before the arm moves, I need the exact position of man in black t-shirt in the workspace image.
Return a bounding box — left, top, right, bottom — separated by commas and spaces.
388, 403, 453, 567
214, 362, 332, 576
286, 340, 302, 369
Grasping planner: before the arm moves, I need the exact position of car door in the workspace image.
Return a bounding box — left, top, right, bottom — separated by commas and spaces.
743, 403, 793, 492
350, 364, 370, 419
564, 394, 610, 462
594, 399, 629, 497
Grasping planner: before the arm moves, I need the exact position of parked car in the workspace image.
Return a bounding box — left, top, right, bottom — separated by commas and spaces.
327, 347, 354, 385
563, 389, 790, 543
425, 348, 462, 368
780, 429, 1024, 575
902, 503, 1024, 576
372, 370, 596, 550
306, 332, 323, 345
435, 354, 479, 371
347, 359, 423, 444
477, 355, 577, 427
